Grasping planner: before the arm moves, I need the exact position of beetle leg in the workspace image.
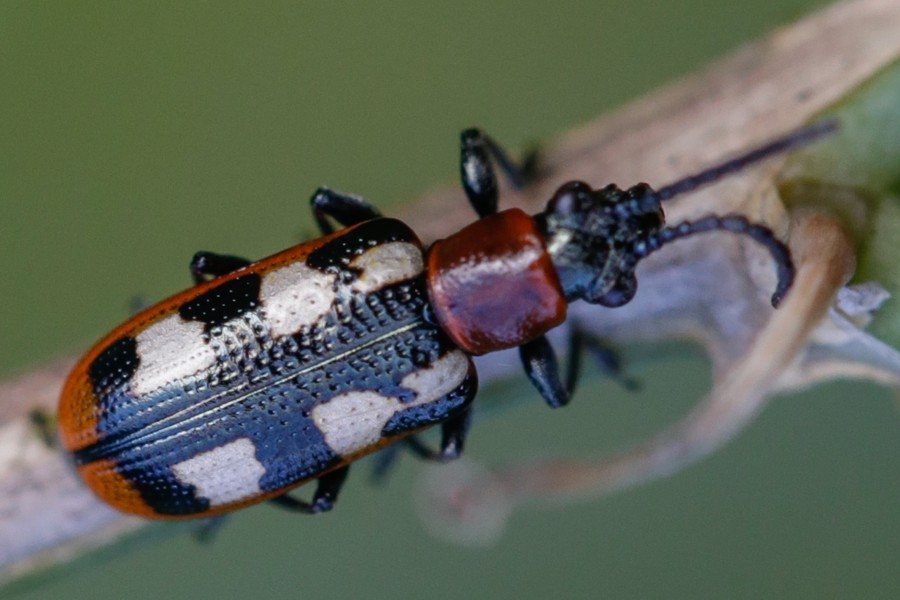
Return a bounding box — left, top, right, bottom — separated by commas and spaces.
368, 438, 430, 484
459, 128, 538, 218
310, 187, 383, 235
404, 406, 472, 461
520, 328, 638, 408
128, 295, 154, 314
189, 251, 252, 284
28, 408, 57, 449
371, 412, 470, 480
519, 335, 570, 408
192, 516, 227, 543
369, 444, 403, 483
268, 465, 350, 514
565, 324, 639, 394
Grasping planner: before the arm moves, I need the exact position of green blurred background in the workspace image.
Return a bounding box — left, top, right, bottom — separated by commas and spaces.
3, 1, 899, 598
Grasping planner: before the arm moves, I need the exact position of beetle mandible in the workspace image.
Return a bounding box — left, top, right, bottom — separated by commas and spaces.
58, 121, 834, 518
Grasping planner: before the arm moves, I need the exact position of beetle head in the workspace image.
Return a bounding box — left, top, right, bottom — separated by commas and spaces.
531, 120, 839, 311
536, 180, 665, 307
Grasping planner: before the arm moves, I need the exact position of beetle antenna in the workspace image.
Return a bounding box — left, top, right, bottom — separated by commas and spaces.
630, 215, 794, 307
654, 119, 838, 203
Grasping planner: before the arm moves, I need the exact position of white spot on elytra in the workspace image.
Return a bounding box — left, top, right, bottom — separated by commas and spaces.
400, 349, 470, 398
312, 350, 470, 456
350, 242, 423, 293
312, 390, 397, 456
170, 437, 265, 506
132, 314, 216, 396
260, 262, 336, 337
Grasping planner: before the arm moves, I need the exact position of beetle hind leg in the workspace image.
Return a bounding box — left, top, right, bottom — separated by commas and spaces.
268, 465, 350, 514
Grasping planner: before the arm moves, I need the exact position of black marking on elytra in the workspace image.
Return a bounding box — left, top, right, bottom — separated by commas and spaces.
179, 273, 262, 329
88, 336, 139, 398
127, 463, 210, 516
306, 218, 420, 274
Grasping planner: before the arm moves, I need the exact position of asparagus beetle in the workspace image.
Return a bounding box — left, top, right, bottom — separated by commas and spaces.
58, 122, 833, 518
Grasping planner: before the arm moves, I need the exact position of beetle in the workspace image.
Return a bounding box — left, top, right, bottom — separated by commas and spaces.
58, 121, 834, 518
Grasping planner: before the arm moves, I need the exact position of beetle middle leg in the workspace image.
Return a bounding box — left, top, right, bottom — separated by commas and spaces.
403, 405, 473, 462
459, 128, 538, 218
268, 465, 350, 514
370, 407, 473, 483
372, 404, 476, 480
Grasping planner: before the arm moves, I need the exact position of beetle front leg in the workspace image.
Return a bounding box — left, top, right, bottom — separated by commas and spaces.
310, 187, 382, 235
460, 128, 538, 218
268, 465, 350, 514
189, 251, 252, 284
519, 335, 570, 408
566, 324, 639, 394
520, 328, 637, 408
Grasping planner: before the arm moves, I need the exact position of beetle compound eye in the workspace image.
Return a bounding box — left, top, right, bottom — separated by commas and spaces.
547, 181, 592, 217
